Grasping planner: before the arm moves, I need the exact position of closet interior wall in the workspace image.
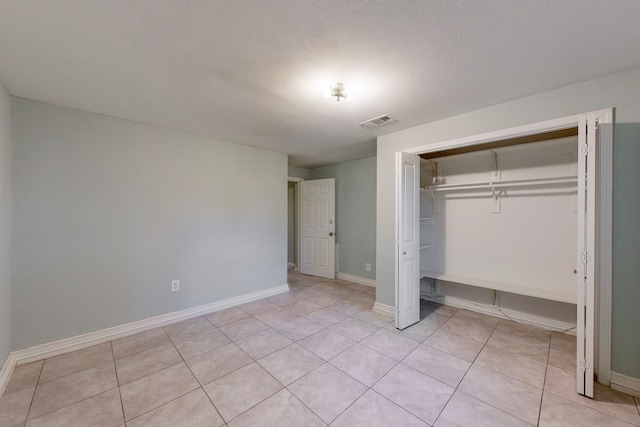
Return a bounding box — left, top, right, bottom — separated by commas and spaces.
419, 136, 579, 328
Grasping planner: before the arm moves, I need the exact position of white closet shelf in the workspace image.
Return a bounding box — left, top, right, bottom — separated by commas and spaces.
420, 270, 576, 304
423, 175, 577, 193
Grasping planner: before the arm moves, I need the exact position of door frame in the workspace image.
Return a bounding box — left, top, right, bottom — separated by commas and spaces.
288, 177, 304, 270
398, 108, 613, 388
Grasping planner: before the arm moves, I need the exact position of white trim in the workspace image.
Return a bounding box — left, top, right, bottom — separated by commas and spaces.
394, 151, 401, 329
421, 292, 577, 334
596, 122, 613, 386
336, 272, 376, 287
7, 284, 289, 367
373, 302, 395, 316
611, 371, 640, 398
287, 176, 304, 182
0, 353, 17, 396
287, 262, 296, 268
405, 109, 613, 155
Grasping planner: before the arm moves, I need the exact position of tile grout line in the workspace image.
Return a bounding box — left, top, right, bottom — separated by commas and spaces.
25, 355, 120, 423
283, 362, 348, 425
430, 318, 498, 426
110, 341, 127, 426
429, 314, 560, 426
265, 283, 383, 425
459, 323, 547, 426
22, 356, 45, 424
280, 313, 376, 425
543, 388, 640, 426
122, 331, 204, 424
186, 300, 333, 425
296, 276, 453, 424
121, 317, 214, 424
536, 333, 553, 426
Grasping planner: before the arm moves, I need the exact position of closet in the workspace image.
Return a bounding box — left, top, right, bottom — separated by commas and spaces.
395, 109, 613, 398
419, 130, 579, 304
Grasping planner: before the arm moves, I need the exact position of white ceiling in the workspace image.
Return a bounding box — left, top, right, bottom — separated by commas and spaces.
2, 1, 640, 168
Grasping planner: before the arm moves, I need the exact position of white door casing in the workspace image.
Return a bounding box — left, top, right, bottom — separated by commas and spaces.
396, 151, 421, 329
299, 178, 336, 279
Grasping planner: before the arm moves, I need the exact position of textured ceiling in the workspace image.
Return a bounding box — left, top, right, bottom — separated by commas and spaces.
1, 1, 640, 167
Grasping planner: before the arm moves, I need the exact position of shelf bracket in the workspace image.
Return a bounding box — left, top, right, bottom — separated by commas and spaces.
430, 160, 442, 184
424, 187, 439, 214
490, 182, 501, 213
491, 151, 500, 179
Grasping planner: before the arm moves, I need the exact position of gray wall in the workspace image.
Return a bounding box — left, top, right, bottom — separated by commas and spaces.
11, 98, 287, 350
611, 122, 640, 379
377, 66, 640, 379
0, 82, 11, 361
311, 157, 376, 280
287, 166, 311, 180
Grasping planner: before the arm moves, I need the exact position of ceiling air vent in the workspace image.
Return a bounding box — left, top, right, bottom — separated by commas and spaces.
360, 114, 395, 129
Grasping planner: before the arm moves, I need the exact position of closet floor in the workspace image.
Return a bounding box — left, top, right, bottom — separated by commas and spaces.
2, 269, 639, 426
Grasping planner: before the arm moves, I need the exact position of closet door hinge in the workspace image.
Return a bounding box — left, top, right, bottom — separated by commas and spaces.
580, 252, 591, 264
580, 144, 592, 156
579, 359, 590, 372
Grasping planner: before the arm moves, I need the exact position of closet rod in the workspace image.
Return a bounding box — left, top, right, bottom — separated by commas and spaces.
423, 175, 577, 193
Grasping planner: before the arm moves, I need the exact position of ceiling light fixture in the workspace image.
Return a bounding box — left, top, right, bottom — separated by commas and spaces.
324, 83, 350, 102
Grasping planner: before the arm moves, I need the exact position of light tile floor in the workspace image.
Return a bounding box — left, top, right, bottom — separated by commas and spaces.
2, 269, 640, 426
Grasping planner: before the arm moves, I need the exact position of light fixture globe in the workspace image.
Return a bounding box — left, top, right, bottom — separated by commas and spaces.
325, 83, 350, 102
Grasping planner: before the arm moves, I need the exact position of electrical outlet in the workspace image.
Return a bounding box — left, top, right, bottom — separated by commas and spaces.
365, 263, 371, 272
171, 280, 180, 292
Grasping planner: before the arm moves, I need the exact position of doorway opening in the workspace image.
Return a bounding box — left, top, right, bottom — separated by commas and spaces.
287, 177, 303, 270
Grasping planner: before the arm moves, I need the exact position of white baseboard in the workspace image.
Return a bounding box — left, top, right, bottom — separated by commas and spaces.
611, 371, 640, 398
373, 302, 395, 317
287, 262, 296, 268
421, 292, 576, 333
0, 352, 17, 396
3, 284, 289, 376
336, 272, 376, 288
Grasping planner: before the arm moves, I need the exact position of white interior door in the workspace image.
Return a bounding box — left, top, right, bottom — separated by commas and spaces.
576, 113, 597, 398
396, 151, 421, 329
299, 178, 336, 279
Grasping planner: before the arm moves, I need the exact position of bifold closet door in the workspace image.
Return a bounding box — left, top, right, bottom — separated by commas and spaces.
576, 113, 597, 398
396, 151, 420, 329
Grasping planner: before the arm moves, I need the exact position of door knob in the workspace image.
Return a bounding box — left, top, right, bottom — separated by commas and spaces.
329, 232, 335, 237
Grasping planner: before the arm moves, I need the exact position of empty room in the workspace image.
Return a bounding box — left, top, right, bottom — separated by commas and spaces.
1, 1, 640, 426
